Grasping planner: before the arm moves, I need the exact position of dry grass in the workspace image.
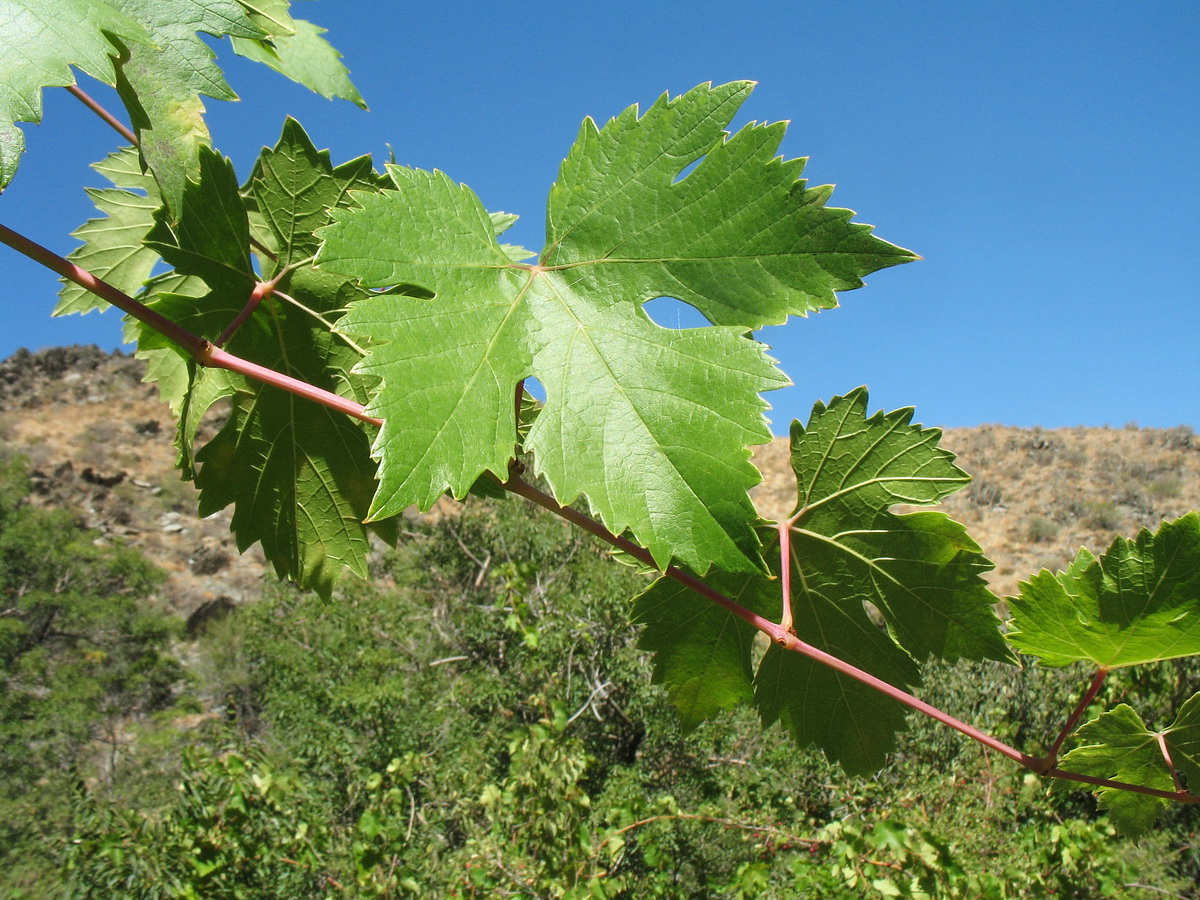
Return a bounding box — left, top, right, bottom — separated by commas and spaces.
4, 347, 1197, 607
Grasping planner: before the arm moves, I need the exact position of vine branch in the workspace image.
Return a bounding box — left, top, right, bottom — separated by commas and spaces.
2, 222, 1195, 807
66, 84, 137, 146
0, 223, 379, 426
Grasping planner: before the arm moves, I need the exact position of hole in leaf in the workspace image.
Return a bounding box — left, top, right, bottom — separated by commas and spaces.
523, 377, 547, 403
672, 157, 703, 185
367, 283, 436, 300
642, 297, 712, 330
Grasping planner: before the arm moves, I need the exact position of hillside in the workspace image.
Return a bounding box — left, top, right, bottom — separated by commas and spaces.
2, 346, 1198, 608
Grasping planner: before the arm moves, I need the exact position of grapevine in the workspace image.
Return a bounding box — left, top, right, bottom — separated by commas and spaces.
0, 0, 1197, 838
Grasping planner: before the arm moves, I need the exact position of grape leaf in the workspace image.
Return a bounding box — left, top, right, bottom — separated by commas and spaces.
1171, 692, 1200, 793
316, 82, 915, 575
0, 0, 151, 188
249, 116, 376, 265
634, 389, 1009, 771
134, 128, 394, 596
232, 18, 364, 108
55, 147, 163, 316
1007, 513, 1200, 668
1056, 698, 1200, 835
632, 573, 760, 731
789, 388, 1013, 665
107, 0, 266, 213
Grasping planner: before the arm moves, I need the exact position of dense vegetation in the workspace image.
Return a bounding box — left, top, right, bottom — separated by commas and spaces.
0, 454, 1195, 897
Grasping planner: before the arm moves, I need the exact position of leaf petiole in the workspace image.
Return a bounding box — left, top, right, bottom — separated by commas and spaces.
1042, 668, 1108, 771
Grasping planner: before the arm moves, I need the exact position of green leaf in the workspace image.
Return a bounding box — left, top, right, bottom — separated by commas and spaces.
144, 144, 256, 305
789, 388, 1013, 665
231, 19, 365, 108
0, 0, 151, 189
249, 116, 375, 265
1007, 513, 1200, 668
631, 575, 759, 731
108, 0, 267, 211
317, 82, 914, 574
1170, 692, 1200, 794
634, 390, 1007, 771
55, 147, 163, 316
191, 317, 386, 599
135, 129, 394, 596
1056, 702, 1198, 835
546, 82, 916, 327
231, 0, 294, 35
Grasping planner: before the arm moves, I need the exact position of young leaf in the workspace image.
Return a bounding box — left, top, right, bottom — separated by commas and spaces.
0, 0, 151, 188
55, 147, 163, 316
635, 390, 1008, 771
317, 82, 915, 575
249, 116, 376, 265
134, 131, 394, 597
1056, 699, 1200, 835
1007, 513, 1200, 668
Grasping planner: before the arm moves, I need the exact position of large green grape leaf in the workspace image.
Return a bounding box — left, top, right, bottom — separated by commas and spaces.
633, 389, 1009, 772
0, 0, 151, 188
55, 147, 163, 315
1007, 514, 1200, 668
1056, 698, 1200, 835
316, 82, 916, 575
133, 128, 393, 597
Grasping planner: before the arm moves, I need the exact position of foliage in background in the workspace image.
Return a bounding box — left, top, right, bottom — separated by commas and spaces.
0, 486, 1185, 897
0, 454, 184, 894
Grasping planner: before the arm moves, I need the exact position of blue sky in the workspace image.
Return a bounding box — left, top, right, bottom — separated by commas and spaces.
1, 0, 1196, 432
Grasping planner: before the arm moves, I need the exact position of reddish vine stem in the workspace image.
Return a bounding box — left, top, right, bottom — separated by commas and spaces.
1156, 733, 1186, 794
0, 223, 206, 356
777, 520, 795, 634
215, 281, 270, 347
505, 476, 1038, 767
215, 267, 292, 347
66, 84, 138, 146
1043, 668, 1108, 770
502, 474, 1197, 804
3, 221, 1196, 806
0, 223, 380, 427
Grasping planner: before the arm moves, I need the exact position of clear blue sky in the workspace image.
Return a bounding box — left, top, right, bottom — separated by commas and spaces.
1, 0, 1196, 432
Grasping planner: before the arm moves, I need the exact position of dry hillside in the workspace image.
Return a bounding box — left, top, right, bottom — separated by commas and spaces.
2, 346, 1198, 612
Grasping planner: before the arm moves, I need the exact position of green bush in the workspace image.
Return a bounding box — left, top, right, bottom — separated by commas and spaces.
18, 491, 1200, 896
